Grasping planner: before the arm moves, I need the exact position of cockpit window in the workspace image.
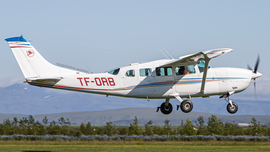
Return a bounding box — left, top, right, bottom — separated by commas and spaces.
125, 70, 135, 77
140, 68, 152, 77
175, 65, 195, 75
197, 59, 205, 73
108, 68, 120, 75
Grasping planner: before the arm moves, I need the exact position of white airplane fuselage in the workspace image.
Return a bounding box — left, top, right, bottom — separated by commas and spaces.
28, 59, 252, 99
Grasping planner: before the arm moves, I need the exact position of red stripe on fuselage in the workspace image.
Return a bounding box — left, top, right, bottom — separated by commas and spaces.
10, 46, 32, 48
28, 82, 132, 92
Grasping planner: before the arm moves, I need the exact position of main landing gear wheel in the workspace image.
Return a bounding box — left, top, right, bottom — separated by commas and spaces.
227, 102, 238, 114
160, 102, 173, 115
180, 100, 193, 113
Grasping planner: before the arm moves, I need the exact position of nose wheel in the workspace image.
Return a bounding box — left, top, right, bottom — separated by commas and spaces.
227, 102, 238, 114
221, 93, 238, 114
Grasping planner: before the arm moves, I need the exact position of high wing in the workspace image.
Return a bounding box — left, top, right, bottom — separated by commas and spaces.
160, 48, 233, 94
160, 48, 232, 67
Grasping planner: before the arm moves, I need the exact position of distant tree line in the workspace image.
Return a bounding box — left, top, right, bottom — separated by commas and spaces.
0, 115, 269, 136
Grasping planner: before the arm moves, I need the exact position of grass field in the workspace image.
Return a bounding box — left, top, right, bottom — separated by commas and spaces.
0, 141, 269, 152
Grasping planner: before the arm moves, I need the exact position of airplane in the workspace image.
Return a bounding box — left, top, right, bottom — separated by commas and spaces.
5, 35, 262, 115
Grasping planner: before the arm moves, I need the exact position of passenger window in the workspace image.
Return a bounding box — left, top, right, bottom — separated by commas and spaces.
140, 68, 152, 76
125, 70, 135, 77
156, 67, 172, 76
108, 68, 120, 75
175, 65, 195, 75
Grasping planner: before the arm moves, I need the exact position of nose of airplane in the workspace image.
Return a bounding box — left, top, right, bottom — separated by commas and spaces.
251, 72, 262, 79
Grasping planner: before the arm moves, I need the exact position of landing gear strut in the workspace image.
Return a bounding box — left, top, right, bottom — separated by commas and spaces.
220, 93, 238, 114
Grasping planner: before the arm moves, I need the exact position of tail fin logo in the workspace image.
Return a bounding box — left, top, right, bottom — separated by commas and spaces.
27, 50, 34, 57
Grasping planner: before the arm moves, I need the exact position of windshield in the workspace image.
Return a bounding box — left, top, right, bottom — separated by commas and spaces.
108, 68, 120, 75
197, 59, 209, 73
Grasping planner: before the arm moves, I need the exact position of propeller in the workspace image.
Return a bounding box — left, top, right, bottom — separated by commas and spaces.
247, 64, 252, 71
247, 55, 260, 73
254, 55, 260, 74
247, 55, 261, 100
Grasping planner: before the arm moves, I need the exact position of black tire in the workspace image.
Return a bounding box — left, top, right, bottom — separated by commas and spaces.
160, 102, 173, 115
180, 100, 193, 113
227, 102, 238, 114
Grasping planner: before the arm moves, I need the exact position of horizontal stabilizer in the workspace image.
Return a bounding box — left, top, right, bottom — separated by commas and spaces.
25, 77, 62, 86
26, 77, 63, 81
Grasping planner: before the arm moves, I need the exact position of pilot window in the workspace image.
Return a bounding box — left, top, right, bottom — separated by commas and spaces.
175, 65, 195, 75
156, 67, 172, 76
108, 68, 120, 75
139, 68, 152, 77
125, 70, 135, 77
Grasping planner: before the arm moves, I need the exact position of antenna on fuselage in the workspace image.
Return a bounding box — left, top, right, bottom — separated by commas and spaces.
163, 48, 174, 60
159, 48, 169, 59
86, 66, 93, 74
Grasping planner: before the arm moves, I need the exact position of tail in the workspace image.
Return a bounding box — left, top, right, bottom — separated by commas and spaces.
5, 36, 81, 79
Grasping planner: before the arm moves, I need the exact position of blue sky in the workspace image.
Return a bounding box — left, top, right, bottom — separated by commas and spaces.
1, 0, 269, 77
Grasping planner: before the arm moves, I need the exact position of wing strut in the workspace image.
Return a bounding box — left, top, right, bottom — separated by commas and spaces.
200, 56, 210, 94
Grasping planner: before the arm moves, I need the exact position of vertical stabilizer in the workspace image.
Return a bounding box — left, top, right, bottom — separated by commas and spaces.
5, 36, 79, 79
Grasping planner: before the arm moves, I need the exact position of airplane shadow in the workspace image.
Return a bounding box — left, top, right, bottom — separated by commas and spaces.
126, 69, 181, 99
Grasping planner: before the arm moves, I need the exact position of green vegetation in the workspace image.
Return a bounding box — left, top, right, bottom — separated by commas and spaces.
7, 108, 270, 126
0, 142, 270, 152
0, 114, 270, 136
